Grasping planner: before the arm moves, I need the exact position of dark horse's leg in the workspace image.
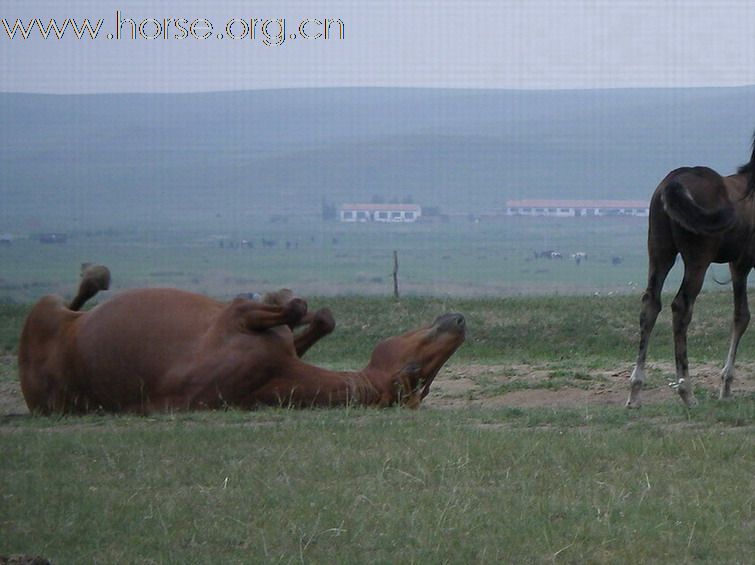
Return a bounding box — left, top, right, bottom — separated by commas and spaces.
670, 260, 709, 407
627, 249, 676, 407
720, 263, 751, 398
293, 308, 336, 358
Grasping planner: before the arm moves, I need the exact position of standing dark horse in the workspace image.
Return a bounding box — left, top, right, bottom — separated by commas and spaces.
628, 132, 755, 407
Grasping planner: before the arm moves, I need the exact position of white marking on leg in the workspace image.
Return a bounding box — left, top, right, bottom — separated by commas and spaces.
720, 343, 736, 398
627, 364, 646, 407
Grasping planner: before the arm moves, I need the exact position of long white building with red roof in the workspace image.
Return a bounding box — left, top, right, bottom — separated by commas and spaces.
505, 199, 648, 217
339, 203, 422, 223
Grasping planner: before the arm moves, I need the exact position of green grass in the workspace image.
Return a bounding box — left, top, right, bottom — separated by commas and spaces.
0, 304, 27, 353
1, 407, 754, 564
3, 291, 751, 365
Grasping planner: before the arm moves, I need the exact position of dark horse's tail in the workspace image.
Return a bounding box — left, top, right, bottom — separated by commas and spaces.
661, 181, 736, 235
69, 264, 111, 311
739, 131, 755, 198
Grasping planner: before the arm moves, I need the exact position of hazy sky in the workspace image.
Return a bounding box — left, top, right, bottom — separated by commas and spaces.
2, 0, 755, 93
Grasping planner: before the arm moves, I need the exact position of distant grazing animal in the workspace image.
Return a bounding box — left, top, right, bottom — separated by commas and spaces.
38, 233, 67, 244
572, 252, 588, 265
628, 132, 755, 407
19, 266, 465, 414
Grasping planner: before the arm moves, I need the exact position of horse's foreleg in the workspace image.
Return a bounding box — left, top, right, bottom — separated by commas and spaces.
294, 308, 336, 358
670, 264, 707, 407
721, 265, 751, 399
628, 256, 675, 407
232, 297, 308, 331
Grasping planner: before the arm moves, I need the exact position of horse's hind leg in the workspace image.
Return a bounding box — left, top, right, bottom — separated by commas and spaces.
627, 250, 676, 407
670, 262, 708, 407
721, 264, 751, 399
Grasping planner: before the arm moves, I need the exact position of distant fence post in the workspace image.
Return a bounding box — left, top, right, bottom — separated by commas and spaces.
393, 250, 399, 299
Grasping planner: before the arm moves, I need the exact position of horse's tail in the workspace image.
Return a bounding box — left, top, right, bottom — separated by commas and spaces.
69, 264, 111, 311
746, 132, 755, 198
661, 181, 736, 235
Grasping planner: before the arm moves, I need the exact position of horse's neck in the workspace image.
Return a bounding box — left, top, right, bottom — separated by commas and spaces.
288, 361, 386, 406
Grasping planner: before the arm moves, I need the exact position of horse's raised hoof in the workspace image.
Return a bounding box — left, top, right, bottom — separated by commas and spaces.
284, 298, 308, 325
313, 308, 336, 334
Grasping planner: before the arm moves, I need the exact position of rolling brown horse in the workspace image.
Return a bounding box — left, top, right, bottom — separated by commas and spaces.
628, 132, 755, 407
19, 266, 465, 414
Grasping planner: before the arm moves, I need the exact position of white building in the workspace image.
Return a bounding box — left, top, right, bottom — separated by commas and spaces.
339, 204, 422, 223
505, 199, 648, 217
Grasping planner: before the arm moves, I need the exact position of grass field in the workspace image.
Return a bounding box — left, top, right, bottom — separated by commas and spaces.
1, 291, 754, 563
0, 217, 675, 303
2, 406, 754, 564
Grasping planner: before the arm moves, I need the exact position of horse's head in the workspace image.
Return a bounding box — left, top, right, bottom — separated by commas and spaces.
366, 313, 466, 407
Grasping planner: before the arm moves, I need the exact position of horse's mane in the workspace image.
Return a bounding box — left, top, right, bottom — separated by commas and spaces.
738, 132, 755, 198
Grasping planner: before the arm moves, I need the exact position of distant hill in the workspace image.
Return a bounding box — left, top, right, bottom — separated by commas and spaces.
1, 86, 753, 231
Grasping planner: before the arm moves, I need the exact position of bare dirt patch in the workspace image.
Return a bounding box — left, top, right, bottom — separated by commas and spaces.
1, 356, 753, 417
0, 556, 53, 565
426, 361, 755, 409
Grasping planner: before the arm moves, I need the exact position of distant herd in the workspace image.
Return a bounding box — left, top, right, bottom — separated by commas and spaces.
17, 131, 755, 414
